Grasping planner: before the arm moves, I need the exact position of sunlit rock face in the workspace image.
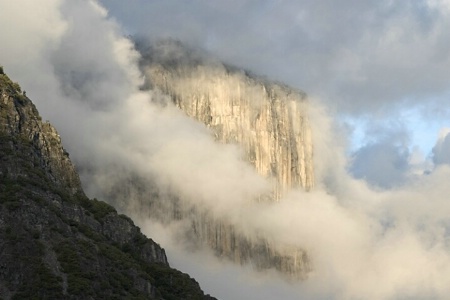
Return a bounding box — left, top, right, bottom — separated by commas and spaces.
142, 42, 314, 198
112, 40, 316, 277
0, 72, 82, 195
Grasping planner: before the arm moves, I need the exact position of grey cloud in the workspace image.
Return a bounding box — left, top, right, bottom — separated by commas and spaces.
350, 140, 410, 188
432, 128, 450, 165
349, 125, 412, 188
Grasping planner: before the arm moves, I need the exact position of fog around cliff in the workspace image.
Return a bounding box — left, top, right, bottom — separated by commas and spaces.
2, 1, 450, 299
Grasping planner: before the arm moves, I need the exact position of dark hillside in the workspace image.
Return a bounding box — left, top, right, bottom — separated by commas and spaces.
0, 68, 216, 300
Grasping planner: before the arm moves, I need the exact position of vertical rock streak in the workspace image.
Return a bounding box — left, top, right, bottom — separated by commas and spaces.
146, 64, 314, 199
137, 54, 315, 277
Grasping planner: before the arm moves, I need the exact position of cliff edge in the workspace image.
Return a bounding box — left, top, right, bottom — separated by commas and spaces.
0, 67, 215, 300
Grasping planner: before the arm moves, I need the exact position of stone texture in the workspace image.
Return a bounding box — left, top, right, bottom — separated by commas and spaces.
0, 74, 82, 195
132, 41, 315, 277
189, 212, 311, 278
145, 62, 314, 199
0, 70, 215, 300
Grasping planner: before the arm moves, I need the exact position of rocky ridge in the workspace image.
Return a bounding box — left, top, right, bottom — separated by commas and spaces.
0, 67, 215, 299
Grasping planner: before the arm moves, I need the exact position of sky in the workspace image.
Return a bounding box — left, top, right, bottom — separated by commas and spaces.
102, 0, 450, 153
1, 0, 450, 299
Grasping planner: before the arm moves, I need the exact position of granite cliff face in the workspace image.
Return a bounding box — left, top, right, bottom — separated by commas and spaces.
142, 42, 314, 198
0, 68, 215, 299
104, 41, 314, 278
188, 212, 311, 277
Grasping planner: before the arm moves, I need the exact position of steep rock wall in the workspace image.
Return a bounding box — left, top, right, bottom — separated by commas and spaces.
189, 212, 311, 277
0, 72, 82, 195
145, 63, 314, 199
127, 42, 315, 277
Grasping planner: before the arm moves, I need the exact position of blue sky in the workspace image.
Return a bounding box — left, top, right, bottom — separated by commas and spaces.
346, 106, 444, 155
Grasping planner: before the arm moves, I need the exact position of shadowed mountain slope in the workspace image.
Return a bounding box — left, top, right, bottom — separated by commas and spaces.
0, 67, 216, 300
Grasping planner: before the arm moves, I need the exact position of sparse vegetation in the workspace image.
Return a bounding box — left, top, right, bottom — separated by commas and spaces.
0, 68, 215, 299
75, 194, 117, 221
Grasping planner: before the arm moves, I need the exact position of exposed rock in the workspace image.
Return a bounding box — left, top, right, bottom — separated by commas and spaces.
189, 212, 311, 277
101, 40, 313, 278
0, 74, 82, 195
0, 70, 215, 299
142, 41, 314, 198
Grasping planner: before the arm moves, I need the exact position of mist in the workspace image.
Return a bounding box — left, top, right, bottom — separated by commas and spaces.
2, 1, 450, 299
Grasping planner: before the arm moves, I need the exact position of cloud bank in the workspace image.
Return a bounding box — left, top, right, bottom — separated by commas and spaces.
2, 1, 450, 299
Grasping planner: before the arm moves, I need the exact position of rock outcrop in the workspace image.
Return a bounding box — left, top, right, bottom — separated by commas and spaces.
0, 73, 82, 195
142, 41, 314, 198
114, 41, 314, 278
0, 69, 215, 299
189, 212, 311, 277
